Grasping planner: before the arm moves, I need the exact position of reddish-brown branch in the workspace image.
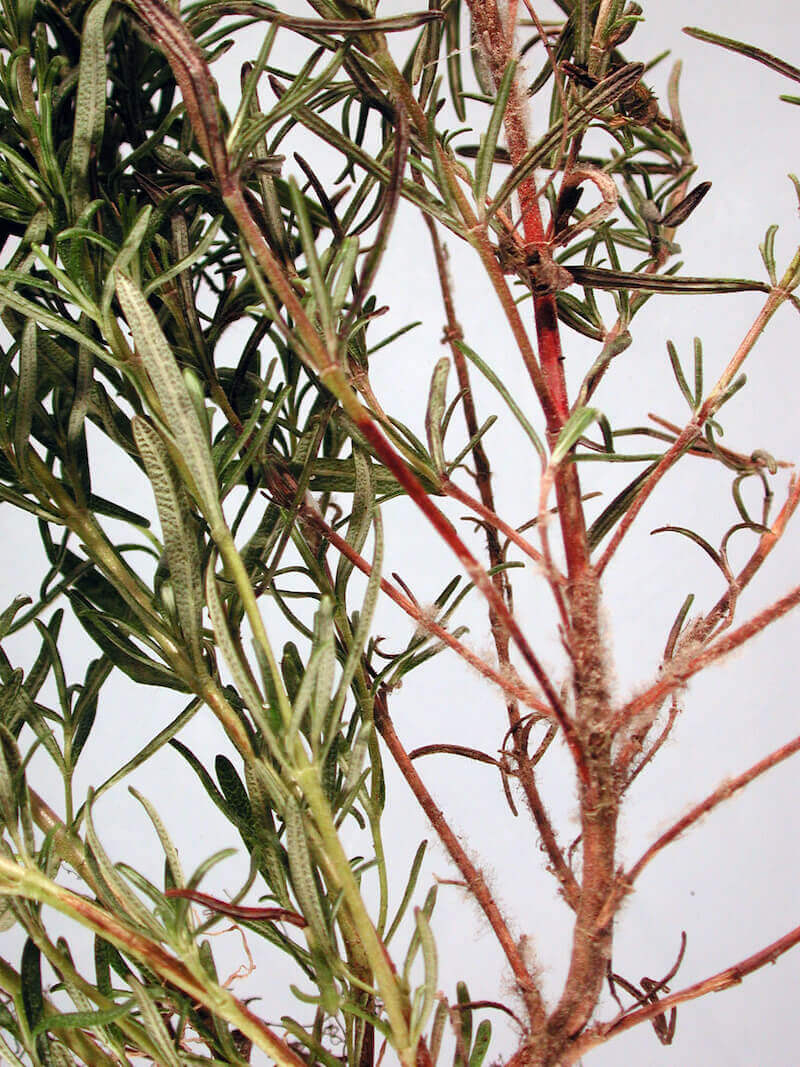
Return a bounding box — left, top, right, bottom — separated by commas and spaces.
356, 378, 588, 794
614, 581, 800, 732
616, 475, 800, 777
596, 727, 800, 936
698, 474, 800, 639
522, 765, 581, 910
463, 5, 616, 1056
503, 98, 593, 588
164, 890, 307, 927
621, 698, 681, 791
569, 920, 800, 1059
373, 696, 547, 1030
621, 729, 800, 904
315, 508, 552, 715
417, 188, 579, 907
596, 286, 791, 576
442, 479, 548, 569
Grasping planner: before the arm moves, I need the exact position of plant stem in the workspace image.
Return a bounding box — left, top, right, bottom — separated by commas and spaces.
613, 580, 800, 731
295, 766, 416, 1064
570, 918, 800, 1059
373, 697, 547, 1030
597, 266, 800, 575
0, 859, 307, 1067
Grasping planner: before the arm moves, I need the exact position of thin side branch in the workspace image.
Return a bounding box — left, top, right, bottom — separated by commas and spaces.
596, 282, 797, 575
373, 695, 547, 1029
622, 729, 800, 906
571, 921, 800, 1059
614, 581, 800, 731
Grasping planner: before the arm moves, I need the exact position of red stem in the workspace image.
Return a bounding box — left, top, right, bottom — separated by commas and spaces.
356, 417, 590, 785
613, 581, 800, 732
624, 728, 800, 899
318, 511, 551, 714
571, 919, 800, 1059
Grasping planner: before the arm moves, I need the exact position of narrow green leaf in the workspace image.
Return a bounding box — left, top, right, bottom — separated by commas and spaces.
713, 372, 747, 410
568, 264, 775, 297
285, 796, 330, 950
342, 721, 372, 799
328, 236, 360, 318
385, 839, 427, 946
204, 557, 276, 746
0, 597, 32, 639
445, 0, 466, 120
83, 794, 163, 936
30, 244, 99, 318
14, 320, 37, 473
664, 593, 695, 659
474, 61, 516, 209
651, 525, 723, 568
143, 216, 224, 297
215, 755, 252, 828
68, 594, 191, 692
169, 739, 230, 819
418, 0, 445, 107
666, 340, 693, 409
66, 339, 93, 469
552, 406, 604, 465
693, 337, 704, 406
80, 698, 200, 814
70, 657, 111, 767
456, 980, 473, 1059
0, 280, 108, 359
129, 788, 184, 889
588, 462, 658, 549
0, 725, 24, 837
20, 939, 43, 1032
456, 341, 545, 460
659, 181, 712, 228
759, 223, 779, 285
335, 446, 373, 595
287, 643, 323, 746
410, 907, 437, 1044
101, 205, 152, 319
126, 975, 181, 1067
469, 1019, 492, 1067
311, 598, 336, 749
289, 177, 333, 342
424, 357, 449, 476
244, 761, 291, 904
220, 383, 290, 499
330, 509, 384, 734
32, 1000, 135, 1040
403, 884, 437, 980
446, 415, 497, 472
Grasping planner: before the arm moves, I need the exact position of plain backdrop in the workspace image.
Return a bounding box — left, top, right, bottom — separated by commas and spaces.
2, 1, 800, 1064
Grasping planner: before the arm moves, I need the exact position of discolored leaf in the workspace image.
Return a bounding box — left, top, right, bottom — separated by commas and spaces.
70, 0, 114, 214
115, 272, 223, 527
684, 26, 800, 84
424, 356, 450, 476
133, 417, 204, 667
